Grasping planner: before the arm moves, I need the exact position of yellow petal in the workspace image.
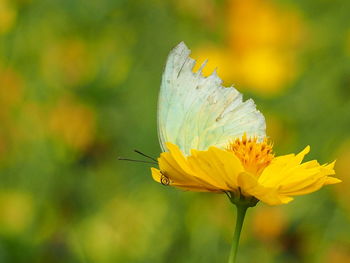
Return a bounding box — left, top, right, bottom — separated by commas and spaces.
166, 142, 193, 174
259, 146, 312, 187
158, 152, 193, 184
188, 149, 230, 190
278, 161, 336, 195
157, 144, 224, 191
325, 177, 342, 185
153, 143, 246, 192
295, 145, 310, 164
237, 172, 291, 205
163, 152, 218, 188
188, 147, 244, 189
151, 167, 218, 192
209, 147, 245, 187
151, 167, 162, 183
258, 146, 340, 199
170, 183, 222, 192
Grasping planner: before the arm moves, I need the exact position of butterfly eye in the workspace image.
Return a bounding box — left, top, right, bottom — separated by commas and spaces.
160, 171, 170, 186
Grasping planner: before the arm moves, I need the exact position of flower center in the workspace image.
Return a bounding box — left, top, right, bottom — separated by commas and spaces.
227, 134, 274, 176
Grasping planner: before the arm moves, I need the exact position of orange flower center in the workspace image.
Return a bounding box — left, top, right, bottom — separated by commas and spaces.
227, 134, 274, 176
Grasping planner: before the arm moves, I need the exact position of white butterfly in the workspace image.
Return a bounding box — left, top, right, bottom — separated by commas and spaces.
157, 42, 266, 155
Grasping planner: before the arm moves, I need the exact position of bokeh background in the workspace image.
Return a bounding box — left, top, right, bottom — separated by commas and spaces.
0, 0, 349, 262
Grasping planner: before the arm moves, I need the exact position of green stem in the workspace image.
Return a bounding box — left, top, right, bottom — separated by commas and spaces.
228, 204, 248, 263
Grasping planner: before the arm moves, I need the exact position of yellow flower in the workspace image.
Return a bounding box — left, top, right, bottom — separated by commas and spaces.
49, 96, 96, 151
151, 135, 340, 206
192, 0, 304, 97
252, 207, 287, 241
0, 190, 34, 235
0, 0, 17, 34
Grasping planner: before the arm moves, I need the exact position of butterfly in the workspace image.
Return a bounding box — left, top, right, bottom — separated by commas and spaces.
119, 42, 265, 167
157, 42, 266, 155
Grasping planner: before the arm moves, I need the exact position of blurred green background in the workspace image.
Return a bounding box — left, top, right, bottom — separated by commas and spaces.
0, 0, 349, 262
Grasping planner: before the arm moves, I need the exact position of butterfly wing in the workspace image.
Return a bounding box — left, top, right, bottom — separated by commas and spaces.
157, 42, 266, 155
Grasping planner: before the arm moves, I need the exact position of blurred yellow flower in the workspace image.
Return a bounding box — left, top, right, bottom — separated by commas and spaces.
152, 135, 340, 206
228, 0, 302, 50
75, 191, 169, 262
49, 97, 96, 151
41, 39, 92, 87
192, 45, 236, 85
233, 48, 297, 94
0, 190, 34, 235
252, 207, 287, 241
0, 67, 23, 114
0, 67, 24, 157
0, 0, 16, 34
193, 0, 304, 96
326, 245, 350, 263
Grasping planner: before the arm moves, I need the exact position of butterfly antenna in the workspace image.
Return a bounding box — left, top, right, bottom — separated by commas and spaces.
117, 157, 158, 165
134, 149, 158, 162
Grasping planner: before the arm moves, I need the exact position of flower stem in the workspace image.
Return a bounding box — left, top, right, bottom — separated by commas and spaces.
228, 204, 248, 263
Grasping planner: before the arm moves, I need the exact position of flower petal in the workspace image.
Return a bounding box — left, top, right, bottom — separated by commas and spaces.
152, 143, 245, 192
259, 146, 311, 187
237, 172, 293, 205
188, 147, 244, 189
166, 142, 193, 174
258, 147, 340, 200
151, 167, 218, 192
151, 167, 162, 183
156, 143, 226, 191
324, 177, 342, 185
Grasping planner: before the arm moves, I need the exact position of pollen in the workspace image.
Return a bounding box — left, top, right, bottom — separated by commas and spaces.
227, 134, 274, 176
